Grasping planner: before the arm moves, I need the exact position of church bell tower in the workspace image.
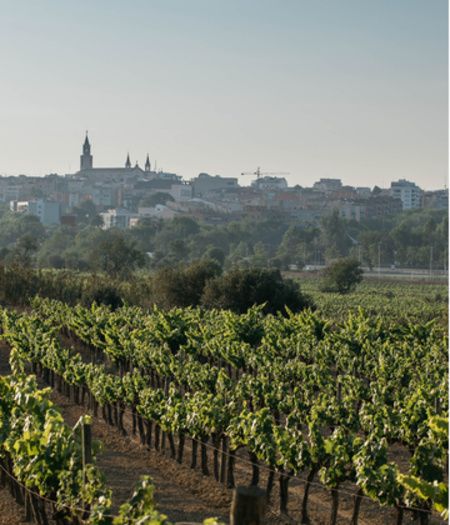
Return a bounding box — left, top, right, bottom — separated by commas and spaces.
145, 154, 151, 172
80, 132, 93, 170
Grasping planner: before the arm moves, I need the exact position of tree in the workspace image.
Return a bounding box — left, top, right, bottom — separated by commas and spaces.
226, 241, 251, 268
139, 192, 175, 207
320, 211, 352, 261
201, 267, 313, 314
321, 258, 363, 294
81, 281, 124, 310
151, 259, 221, 308
203, 246, 226, 266
36, 227, 75, 268
152, 217, 200, 257
7, 234, 39, 267
88, 231, 146, 277
71, 199, 100, 227
250, 241, 268, 268
128, 218, 160, 252
0, 213, 45, 249
276, 225, 318, 269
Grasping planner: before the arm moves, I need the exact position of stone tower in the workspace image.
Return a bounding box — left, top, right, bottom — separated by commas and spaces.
80, 132, 93, 170
145, 154, 151, 172
125, 153, 131, 168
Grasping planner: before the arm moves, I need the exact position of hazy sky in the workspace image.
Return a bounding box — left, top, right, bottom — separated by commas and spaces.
0, 0, 447, 189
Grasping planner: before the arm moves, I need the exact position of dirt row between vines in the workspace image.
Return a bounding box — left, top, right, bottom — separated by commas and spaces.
0, 489, 25, 525
0, 344, 231, 524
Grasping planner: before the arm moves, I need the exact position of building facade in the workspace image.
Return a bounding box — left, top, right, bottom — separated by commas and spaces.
390, 179, 422, 210
10, 199, 61, 225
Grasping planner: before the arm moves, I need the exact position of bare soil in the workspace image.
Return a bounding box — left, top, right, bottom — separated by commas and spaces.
0, 488, 26, 525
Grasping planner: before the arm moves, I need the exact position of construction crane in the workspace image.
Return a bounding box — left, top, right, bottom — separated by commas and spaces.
240, 167, 289, 179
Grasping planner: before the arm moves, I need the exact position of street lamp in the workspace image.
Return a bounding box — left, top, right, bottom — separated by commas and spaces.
429, 246, 433, 277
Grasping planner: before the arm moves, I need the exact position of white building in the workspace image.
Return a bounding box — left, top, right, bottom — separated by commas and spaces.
251, 176, 288, 191
100, 208, 137, 229
338, 201, 365, 222
390, 180, 422, 210
167, 183, 192, 202
313, 178, 342, 192
191, 173, 239, 198
10, 199, 61, 226
137, 204, 180, 220
355, 187, 371, 198
422, 189, 448, 210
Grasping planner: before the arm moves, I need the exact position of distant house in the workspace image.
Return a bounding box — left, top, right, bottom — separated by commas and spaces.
390, 179, 422, 210
100, 208, 137, 229
137, 204, 179, 220
338, 201, 365, 222
355, 187, 371, 198
313, 178, 342, 192
191, 173, 239, 198
251, 176, 288, 191
422, 189, 448, 210
10, 199, 61, 226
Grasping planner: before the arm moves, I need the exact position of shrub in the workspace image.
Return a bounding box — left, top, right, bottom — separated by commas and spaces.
201, 267, 313, 314
81, 281, 124, 310
151, 259, 222, 308
321, 258, 363, 294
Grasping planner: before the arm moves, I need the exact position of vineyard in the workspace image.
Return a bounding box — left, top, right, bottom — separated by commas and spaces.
0, 284, 447, 524
298, 278, 448, 324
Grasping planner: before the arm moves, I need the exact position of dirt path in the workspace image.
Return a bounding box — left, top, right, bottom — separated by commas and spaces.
50, 390, 230, 522
0, 489, 26, 525
0, 344, 230, 523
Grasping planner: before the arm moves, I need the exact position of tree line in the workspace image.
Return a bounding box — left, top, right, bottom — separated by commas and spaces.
0, 262, 314, 314
0, 203, 446, 274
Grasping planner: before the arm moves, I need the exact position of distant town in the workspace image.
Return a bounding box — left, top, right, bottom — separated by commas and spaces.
3, 134, 448, 228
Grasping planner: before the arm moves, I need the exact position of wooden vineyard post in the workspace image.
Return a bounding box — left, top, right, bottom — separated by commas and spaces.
80, 420, 93, 521
82, 421, 93, 465
230, 486, 266, 525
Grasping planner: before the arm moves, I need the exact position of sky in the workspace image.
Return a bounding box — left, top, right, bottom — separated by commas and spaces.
0, 0, 447, 189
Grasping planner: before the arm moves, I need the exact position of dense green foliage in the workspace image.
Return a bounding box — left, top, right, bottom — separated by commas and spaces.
299, 278, 448, 325
151, 259, 222, 308
0, 370, 172, 524
0, 263, 311, 315
201, 268, 313, 314
0, 206, 446, 274
2, 297, 447, 523
397, 416, 448, 518
321, 258, 364, 294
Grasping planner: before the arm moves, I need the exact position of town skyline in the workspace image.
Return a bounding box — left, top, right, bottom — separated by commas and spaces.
0, 0, 447, 190
0, 131, 445, 192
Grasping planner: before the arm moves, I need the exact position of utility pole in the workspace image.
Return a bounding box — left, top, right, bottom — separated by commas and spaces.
378, 242, 381, 278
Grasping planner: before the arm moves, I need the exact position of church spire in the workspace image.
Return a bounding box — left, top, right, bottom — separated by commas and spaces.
145, 154, 151, 172
80, 131, 93, 170
83, 130, 90, 148
125, 153, 131, 168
